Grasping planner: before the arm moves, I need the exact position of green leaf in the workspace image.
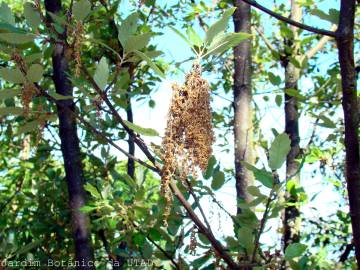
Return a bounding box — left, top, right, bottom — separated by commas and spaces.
0, 3, 15, 26
72, 0, 91, 21
49, 91, 74, 100
205, 32, 251, 57
84, 183, 101, 198
26, 64, 43, 82
169, 26, 193, 48
124, 32, 152, 52
0, 68, 25, 84
24, 3, 41, 30
0, 89, 21, 100
142, 241, 153, 259
80, 205, 98, 213
205, 7, 236, 44
121, 174, 137, 188
15, 240, 41, 256
0, 107, 23, 116
318, 115, 336, 129
17, 120, 39, 135
94, 57, 109, 90
123, 119, 159, 136
203, 155, 216, 179
0, 33, 36, 44
284, 88, 306, 102
242, 162, 274, 188
312, 8, 339, 24
186, 26, 203, 47
118, 12, 139, 47
268, 72, 281, 86
237, 227, 254, 254
275, 95, 282, 107
211, 170, 225, 190
285, 243, 307, 261
133, 50, 165, 79
268, 133, 291, 170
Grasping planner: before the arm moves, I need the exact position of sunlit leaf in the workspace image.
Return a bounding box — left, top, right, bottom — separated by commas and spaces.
133, 50, 165, 79
205, 7, 236, 44
24, 3, 41, 30
123, 119, 159, 137
0, 67, 25, 84
26, 64, 43, 82
94, 57, 109, 90
72, 0, 91, 21
285, 243, 307, 261
268, 133, 291, 170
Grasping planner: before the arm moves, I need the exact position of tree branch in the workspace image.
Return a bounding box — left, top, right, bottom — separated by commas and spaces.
238, 0, 337, 37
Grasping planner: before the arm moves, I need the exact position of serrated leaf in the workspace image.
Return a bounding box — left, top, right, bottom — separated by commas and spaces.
0, 107, 23, 116
205, 7, 236, 44
285, 243, 307, 261
84, 183, 101, 198
123, 119, 159, 136
186, 26, 203, 47
24, 3, 41, 30
211, 170, 225, 190
133, 50, 165, 79
0, 3, 15, 26
205, 32, 251, 57
72, 0, 91, 21
94, 57, 109, 90
26, 64, 43, 82
0, 67, 25, 84
242, 162, 274, 188
118, 12, 139, 47
269, 133, 291, 170
0, 89, 21, 100
0, 33, 36, 44
124, 32, 152, 52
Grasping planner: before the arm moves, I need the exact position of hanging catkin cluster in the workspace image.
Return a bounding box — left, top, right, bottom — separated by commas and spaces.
161, 62, 214, 208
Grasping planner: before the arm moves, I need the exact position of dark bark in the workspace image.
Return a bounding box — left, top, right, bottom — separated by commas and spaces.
282, 1, 301, 251
126, 95, 135, 178
44, 1, 95, 268
233, 0, 254, 213
336, 0, 360, 266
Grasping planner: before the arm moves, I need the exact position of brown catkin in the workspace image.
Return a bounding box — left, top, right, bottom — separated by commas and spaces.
161, 62, 214, 219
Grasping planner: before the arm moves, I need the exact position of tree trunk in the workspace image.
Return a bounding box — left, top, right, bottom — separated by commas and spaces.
336, 0, 360, 266
44, 1, 95, 268
233, 0, 254, 213
282, 0, 302, 251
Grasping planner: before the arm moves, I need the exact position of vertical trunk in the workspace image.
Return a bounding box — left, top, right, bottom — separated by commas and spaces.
44, 1, 95, 268
336, 0, 360, 266
282, 0, 302, 250
126, 95, 135, 178
233, 0, 254, 213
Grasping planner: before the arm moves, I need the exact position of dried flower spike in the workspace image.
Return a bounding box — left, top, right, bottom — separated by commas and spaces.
160, 61, 214, 219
